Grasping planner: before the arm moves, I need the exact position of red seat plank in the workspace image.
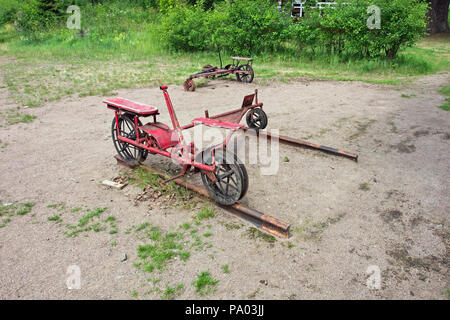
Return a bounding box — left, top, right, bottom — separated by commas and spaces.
192, 117, 243, 130
103, 97, 158, 116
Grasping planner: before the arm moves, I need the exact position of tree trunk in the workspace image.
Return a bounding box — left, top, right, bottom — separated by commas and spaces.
427, 0, 450, 33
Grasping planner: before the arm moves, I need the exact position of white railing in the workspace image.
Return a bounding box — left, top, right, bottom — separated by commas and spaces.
278, 1, 345, 17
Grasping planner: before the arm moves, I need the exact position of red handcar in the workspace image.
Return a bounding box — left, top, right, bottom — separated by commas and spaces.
184, 53, 255, 91
104, 86, 268, 205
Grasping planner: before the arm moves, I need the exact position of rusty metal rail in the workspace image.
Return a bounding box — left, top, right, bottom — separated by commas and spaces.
243, 128, 358, 162
114, 155, 290, 238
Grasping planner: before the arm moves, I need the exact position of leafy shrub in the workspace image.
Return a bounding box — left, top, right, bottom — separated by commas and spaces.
289, 0, 428, 59
210, 0, 291, 55
159, 0, 291, 54
159, 4, 210, 51
0, 0, 21, 26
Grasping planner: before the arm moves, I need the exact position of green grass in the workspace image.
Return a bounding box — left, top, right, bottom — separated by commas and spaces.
221, 264, 230, 274
438, 86, 450, 111
359, 183, 370, 191
63, 207, 114, 237
192, 271, 218, 296
444, 289, 450, 299
16, 202, 35, 215
246, 227, 276, 244
134, 224, 190, 273
125, 168, 196, 209
196, 206, 215, 221
48, 215, 62, 223
162, 284, 184, 300
0, 201, 35, 227
0, 15, 448, 108
280, 241, 295, 249
179, 222, 191, 230
0, 108, 36, 127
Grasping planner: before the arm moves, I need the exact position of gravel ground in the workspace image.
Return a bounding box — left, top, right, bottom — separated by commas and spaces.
0, 59, 448, 299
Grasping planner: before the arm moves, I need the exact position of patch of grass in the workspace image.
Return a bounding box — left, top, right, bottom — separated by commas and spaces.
221, 264, 230, 274
246, 227, 276, 244
78, 207, 107, 227
16, 202, 35, 215
127, 168, 197, 209
110, 240, 118, 247
0, 201, 35, 227
438, 86, 450, 111
130, 290, 138, 298
0, 17, 448, 109
179, 222, 191, 230
192, 271, 218, 296
438, 99, 450, 111
0, 108, 37, 126
63, 207, 113, 237
444, 289, 450, 299
283, 156, 290, 162
222, 221, 242, 230
162, 284, 184, 300
281, 241, 295, 249
196, 206, 215, 221
71, 207, 82, 213
135, 222, 150, 232
0, 139, 8, 150
439, 86, 450, 96
203, 232, 213, 238
48, 215, 62, 223
359, 183, 370, 191
401, 93, 416, 98
134, 224, 189, 273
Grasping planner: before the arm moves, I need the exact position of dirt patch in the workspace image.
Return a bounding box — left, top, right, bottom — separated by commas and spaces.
0, 67, 449, 299
382, 210, 403, 223
393, 140, 417, 153
413, 130, 430, 137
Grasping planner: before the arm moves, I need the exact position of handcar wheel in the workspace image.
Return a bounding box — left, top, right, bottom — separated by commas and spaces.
236, 64, 254, 83
245, 108, 268, 130
111, 113, 147, 163
234, 154, 249, 200
200, 149, 245, 206
184, 79, 195, 92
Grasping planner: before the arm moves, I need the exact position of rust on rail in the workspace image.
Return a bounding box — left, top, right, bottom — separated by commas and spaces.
114, 155, 290, 238
243, 128, 359, 162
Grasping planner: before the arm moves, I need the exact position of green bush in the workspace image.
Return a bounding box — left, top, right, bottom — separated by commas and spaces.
159, 0, 291, 55
159, 4, 210, 51
210, 0, 291, 55
289, 0, 428, 59
0, 0, 21, 26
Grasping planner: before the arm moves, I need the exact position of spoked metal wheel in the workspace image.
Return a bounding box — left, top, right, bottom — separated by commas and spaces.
184, 79, 196, 91
111, 113, 147, 163
236, 64, 254, 83
246, 108, 268, 130
200, 149, 247, 206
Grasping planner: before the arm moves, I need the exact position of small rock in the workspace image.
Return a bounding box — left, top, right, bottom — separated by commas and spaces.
259, 280, 268, 286
121, 253, 127, 262
71, 178, 78, 183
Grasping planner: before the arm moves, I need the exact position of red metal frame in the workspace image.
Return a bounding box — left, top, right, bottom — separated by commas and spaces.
104, 86, 263, 180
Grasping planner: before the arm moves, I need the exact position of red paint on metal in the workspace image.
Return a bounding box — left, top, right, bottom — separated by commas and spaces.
103, 97, 158, 116
192, 117, 244, 130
